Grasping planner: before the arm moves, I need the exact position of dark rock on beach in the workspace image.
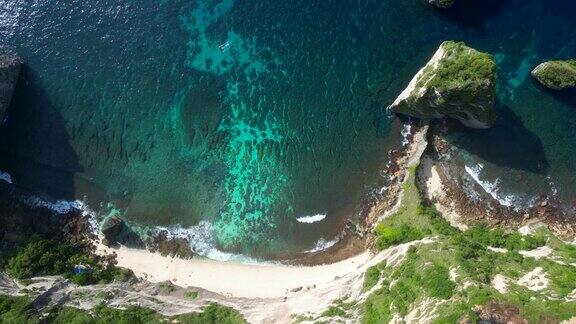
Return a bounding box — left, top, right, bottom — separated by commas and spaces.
100, 216, 143, 248
149, 230, 194, 259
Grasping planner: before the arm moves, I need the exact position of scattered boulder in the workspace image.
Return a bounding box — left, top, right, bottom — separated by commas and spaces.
429, 0, 454, 9
531, 60, 576, 90
100, 216, 143, 247
149, 230, 194, 259
0, 54, 21, 124
388, 41, 497, 129
100, 216, 124, 246
474, 302, 528, 324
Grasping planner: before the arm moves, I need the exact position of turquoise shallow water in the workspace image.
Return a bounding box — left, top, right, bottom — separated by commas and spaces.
0, 0, 575, 257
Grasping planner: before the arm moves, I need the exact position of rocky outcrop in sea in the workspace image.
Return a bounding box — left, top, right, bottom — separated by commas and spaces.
532, 60, 576, 90
388, 41, 496, 129
429, 0, 454, 9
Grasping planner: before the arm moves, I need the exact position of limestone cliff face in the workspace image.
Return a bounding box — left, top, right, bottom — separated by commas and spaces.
429, 0, 454, 9
388, 41, 496, 129
0, 54, 21, 124
532, 60, 576, 90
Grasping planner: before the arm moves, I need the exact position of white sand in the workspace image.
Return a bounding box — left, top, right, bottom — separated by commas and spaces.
517, 267, 549, 292
449, 267, 458, 282
518, 222, 546, 236
419, 157, 468, 231
98, 242, 371, 299
491, 274, 508, 294
519, 246, 553, 259
400, 297, 440, 324
96, 238, 434, 322
487, 246, 507, 254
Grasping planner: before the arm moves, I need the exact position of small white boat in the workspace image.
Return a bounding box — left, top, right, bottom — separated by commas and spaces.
219, 41, 230, 52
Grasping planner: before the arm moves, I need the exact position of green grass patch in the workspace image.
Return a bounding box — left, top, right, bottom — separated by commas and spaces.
0, 294, 39, 324
422, 41, 496, 92
363, 161, 576, 323
186, 290, 199, 300
0, 294, 246, 324
363, 266, 381, 291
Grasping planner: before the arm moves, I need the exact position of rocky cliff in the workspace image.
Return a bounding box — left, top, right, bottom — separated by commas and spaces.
0, 54, 21, 125
388, 41, 496, 129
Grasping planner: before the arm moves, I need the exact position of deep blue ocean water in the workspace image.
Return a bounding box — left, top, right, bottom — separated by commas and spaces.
0, 0, 575, 258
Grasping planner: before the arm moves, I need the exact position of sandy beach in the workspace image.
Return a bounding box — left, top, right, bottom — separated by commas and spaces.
97, 242, 373, 299
95, 237, 434, 323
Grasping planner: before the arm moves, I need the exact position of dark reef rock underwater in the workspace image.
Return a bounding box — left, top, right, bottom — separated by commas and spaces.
429, 0, 454, 9
388, 41, 496, 129
0, 53, 21, 125
532, 60, 576, 91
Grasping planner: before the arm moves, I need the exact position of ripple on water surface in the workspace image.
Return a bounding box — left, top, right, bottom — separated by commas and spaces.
0, 0, 575, 258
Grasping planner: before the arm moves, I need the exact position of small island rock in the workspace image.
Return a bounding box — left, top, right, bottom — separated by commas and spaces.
531, 60, 576, 90
429, 0, 454, 9
388, 41, 496, 129
0, 54, 22, 124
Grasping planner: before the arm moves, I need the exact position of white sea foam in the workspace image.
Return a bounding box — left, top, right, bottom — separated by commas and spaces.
23, 196, 99, 230
0, 170, 13, 183
401, 123, 412, 146
305, 237, 338, 253
155, 221, 266, 264
464, 163, 516, 208
296, 213, 327, 224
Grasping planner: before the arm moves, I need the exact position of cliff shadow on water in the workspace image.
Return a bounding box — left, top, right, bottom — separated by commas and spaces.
433, 0, 511, 30
532, 79, 576, 109
0, 65, 82, 201
445, 102, 549, 175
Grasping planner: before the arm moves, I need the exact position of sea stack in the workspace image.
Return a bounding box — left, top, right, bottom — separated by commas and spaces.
388, 41, 496, 129
0, 54, 21, 124
532, 60, 576, 90
429, 0, 454, 8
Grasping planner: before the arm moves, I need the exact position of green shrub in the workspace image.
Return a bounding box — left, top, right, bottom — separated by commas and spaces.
521, 234, 547, 250
321, 306, 346, 318
418, 205, 457, 236
5, 236, 76, 279
362, 286, 392, 324
376, 224, 423, 250
0, 294, 39, 324
5, 236, 132, 286
1, 294, 246, 324
186, 290, 199, 300
423, 264, 455, 299
461, 225, 546, 252
175, 303, 247, 324
545, 263, 576, 296
363, 266, 381, 291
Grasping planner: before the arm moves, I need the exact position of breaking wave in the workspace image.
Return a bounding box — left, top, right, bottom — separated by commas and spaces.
296, 213, 326, 224
305, 237, 338, 253
0, 170, 13, 184
463, 163, 535, 210
154, 222, 269, 264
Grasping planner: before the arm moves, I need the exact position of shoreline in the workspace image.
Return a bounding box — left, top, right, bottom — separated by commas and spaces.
418, 121, 576, 240
79, 124, 434, 321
